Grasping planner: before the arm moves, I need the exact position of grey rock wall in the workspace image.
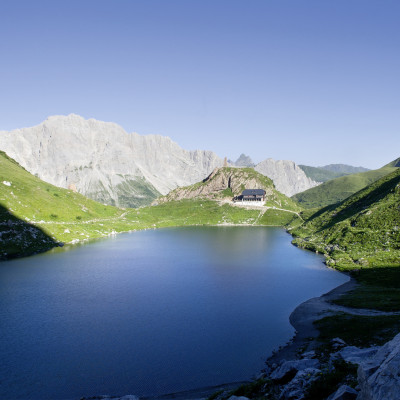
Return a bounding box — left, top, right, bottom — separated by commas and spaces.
255, 158, 320, 197
0, 114, 223, 207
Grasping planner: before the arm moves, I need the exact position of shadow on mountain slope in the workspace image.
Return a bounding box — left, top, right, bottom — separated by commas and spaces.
0, 204, 60, 261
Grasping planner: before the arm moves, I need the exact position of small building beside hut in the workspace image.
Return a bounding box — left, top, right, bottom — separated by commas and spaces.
234, 189, 266, 204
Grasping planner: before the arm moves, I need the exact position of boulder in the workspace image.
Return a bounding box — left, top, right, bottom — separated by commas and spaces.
279, 367, 321, 400
338, 346, 379, 365
327, 385, 358, 400
301, 350, 317, 359
270, 359, 320, 383
331, 337, 347, 350
357, 333, 400, 400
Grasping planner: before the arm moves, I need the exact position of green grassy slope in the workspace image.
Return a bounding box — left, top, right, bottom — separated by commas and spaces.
299, 165, 349, 182
0, 151, 139, 257
293, 159, 399, 208
299, 164, 370, 183
290, 168, 400, 270
321, 164, 369, 174
0, 152, 299, 260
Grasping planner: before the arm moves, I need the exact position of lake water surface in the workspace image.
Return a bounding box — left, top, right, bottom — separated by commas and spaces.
0, 227, 348, 399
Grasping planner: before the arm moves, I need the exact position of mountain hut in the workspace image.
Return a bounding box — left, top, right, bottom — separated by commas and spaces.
238, 189, 266, 202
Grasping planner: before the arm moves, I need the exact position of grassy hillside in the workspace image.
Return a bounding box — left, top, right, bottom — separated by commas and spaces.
293, 159, 399, 208
290, 167, 400, 270
299, 165, 346, 182
0, 152, 300, 260
299, 164, 370, 183
0, 150, 140, 258
321, 164, 369, 174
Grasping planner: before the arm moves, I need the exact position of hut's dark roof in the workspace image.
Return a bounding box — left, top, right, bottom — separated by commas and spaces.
242, 189, 266, 196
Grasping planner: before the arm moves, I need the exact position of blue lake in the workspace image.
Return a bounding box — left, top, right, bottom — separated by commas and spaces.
0, 227, 348, 399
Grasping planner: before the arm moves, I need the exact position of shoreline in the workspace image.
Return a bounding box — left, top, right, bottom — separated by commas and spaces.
266, 275, 356, 366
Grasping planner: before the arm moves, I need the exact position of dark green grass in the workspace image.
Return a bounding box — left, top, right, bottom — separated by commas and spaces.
315, 313, 400, 347
332, 267, 400, 311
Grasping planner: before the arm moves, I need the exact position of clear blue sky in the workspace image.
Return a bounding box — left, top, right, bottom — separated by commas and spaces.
0, 0, 399, 169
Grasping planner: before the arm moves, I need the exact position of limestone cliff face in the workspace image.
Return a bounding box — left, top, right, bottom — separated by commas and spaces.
0, 114, 223, 207
156, 167, 275, 203
255, 158, 320, 197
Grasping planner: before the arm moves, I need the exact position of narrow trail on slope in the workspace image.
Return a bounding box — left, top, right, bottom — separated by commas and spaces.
253, 208, 267, 225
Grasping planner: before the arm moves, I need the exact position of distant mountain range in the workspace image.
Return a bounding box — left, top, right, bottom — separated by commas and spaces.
299, 164, 370, 183
0, 115, 321, 206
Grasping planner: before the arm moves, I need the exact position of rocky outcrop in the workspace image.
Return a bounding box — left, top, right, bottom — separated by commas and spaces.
0, 114, 223, 207
337, 346, 380, 365
356, 333, 400, 400
279, 368, 321, 399
270, 359, 320, 383
327, 385, 358, 400
240, 333, 400, 400
255, 158, 320, 197
155, 167, 276, 204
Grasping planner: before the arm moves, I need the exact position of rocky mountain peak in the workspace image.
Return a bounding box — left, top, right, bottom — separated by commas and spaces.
229, 153, 255, 167
0, 115, 223, 207
255, 158, 320, 197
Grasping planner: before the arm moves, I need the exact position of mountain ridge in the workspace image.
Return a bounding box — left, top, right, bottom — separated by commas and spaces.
0, 115, 321, 207
0, 114, 224, 208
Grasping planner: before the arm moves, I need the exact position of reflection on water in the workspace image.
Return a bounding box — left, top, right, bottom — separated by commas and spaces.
0, 227, 348, 399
